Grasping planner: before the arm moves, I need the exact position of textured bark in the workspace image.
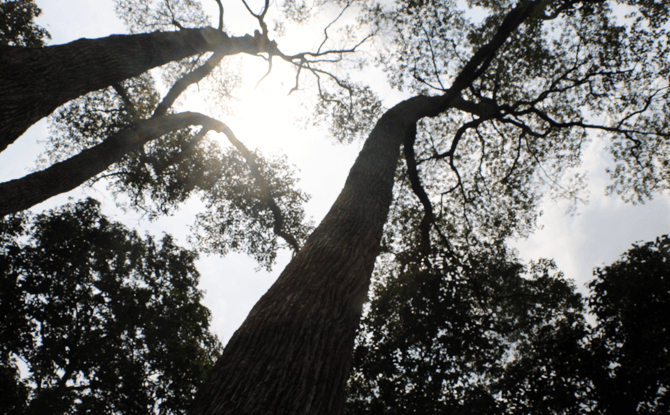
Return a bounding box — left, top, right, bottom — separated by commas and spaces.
187, 95, 448, 415
0, 28, 268, 151
0, 112, 219, 217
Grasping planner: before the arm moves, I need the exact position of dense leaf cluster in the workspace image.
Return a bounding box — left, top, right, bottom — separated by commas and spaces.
0, 0, 50, 47
0, 199, 221, 415
587, 236, 670, 413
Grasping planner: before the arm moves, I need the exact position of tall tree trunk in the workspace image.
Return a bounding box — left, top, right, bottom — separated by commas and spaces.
187, 2, 543, 411
187, 96, 444, 415
0, 28, 267, 152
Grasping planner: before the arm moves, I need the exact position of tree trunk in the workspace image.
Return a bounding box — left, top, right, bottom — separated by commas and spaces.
187, 96, 446, 415
0, 112, 220, 217
0, 28, 265, 152
185, 2, 542, 410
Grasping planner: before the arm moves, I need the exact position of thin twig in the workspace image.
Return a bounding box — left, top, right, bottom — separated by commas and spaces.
214, 0, 224, 30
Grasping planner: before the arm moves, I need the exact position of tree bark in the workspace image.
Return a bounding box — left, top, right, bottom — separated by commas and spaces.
187, 95, 448, 415
0, 28, 269, 152
0, 112, 220, 217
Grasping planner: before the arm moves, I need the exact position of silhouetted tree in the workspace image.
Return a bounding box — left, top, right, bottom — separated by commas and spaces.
0, 199, 222, 415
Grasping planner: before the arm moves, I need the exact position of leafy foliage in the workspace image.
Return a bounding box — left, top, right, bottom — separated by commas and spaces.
0, 199, 222, 415
43, 74, 161, 166
192, 150, 313, 270
312, 78, 385, 144
0, 0, 50, 47
588, 236, 670, 414
348, 234, 670, 414
347, 244, 586, 414
43, 61, 310, 269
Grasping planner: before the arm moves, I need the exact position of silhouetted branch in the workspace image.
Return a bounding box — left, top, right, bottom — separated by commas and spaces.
154, 51, 225, 117
214, 0, 224, 30
112, 83, 139, 119
217, 122, 302, 252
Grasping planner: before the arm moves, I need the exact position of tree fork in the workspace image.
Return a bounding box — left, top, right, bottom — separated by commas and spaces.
0, 28, 276, 151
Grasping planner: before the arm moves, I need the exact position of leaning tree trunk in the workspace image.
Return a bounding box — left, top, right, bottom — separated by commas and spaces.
187, 2, 541, 412
187, 95, 445, 415
0, 28, 268, 152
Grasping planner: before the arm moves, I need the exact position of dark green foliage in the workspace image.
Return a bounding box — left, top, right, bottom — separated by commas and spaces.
347, 245, 586, 414
0, 199, 222, 415
0, 0, 50, 47
192, 150, 313, 270
348, 236, 670, 414
588, 236, 670, 414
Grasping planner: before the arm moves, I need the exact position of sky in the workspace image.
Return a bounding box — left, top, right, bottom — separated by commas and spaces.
3, 0, 670, 343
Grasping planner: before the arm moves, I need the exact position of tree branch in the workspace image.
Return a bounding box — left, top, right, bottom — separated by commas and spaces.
403, 123, 435, 254
153, 51, 226, 117
217, 123, 302, 252
241, 0, 270, 34
214, 0, 224, 31
0, 28, 280, 151
112, 83, 139, 119
0, 112, 215, 217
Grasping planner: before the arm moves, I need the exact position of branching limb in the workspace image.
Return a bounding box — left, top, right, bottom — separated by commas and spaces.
427, 0, 547, 116
403, 123, 435, 255
421, 25, 446, 91
164, 0, 185, 30
112, 83, 140, 119
430, 117, 488, 161
172, 19, 185, 30
255, 56, 273, 90
0, 112, 216, 217
217, 123, 302, 252
241, 0, 270, 34
288, 59, 305, 94
282, 32, 375, 61
317, 1, 352, 54
154, 51, 226, 117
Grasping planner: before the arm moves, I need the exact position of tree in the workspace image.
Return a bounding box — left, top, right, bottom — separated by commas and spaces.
0, 198, 222, 415
346, 242, 588, 414
588, 236, 670, 414
2, 0, 670, 414
347, 235, 670, 414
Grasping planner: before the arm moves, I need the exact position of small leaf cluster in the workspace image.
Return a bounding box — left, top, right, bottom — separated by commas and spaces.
0, 0, 50, 47
192, 151, 313, 270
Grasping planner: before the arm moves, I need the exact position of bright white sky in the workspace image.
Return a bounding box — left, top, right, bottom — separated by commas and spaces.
2, 0, 670, 342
